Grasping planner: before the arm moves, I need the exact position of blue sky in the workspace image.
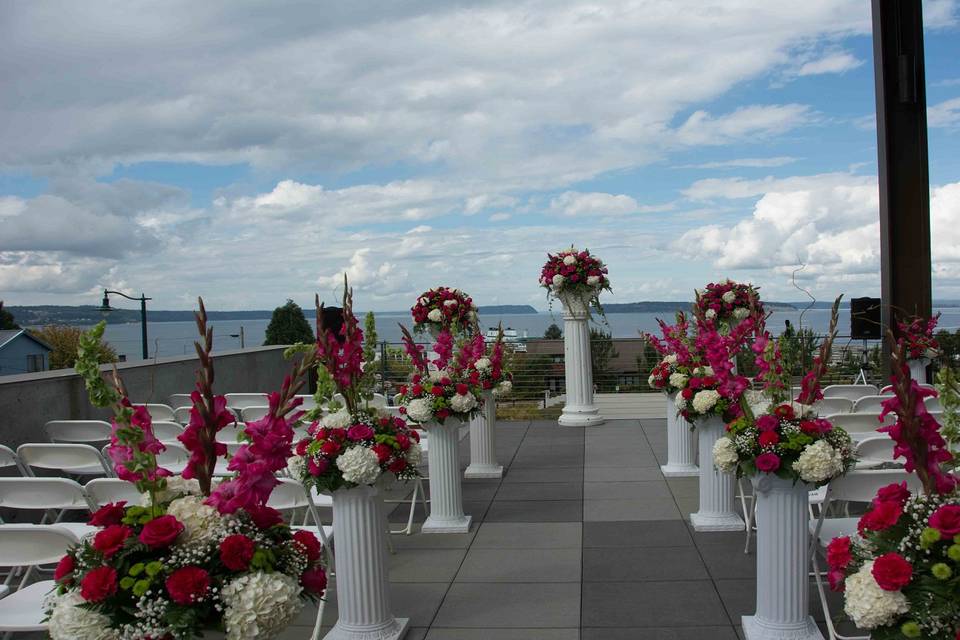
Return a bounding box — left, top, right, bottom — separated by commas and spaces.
0, 1, 958, 311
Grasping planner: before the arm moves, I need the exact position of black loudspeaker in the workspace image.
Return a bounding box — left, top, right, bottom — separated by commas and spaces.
850, 297, 882, 339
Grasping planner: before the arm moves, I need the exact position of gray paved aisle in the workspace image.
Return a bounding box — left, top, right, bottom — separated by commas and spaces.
298, 418, 847, 639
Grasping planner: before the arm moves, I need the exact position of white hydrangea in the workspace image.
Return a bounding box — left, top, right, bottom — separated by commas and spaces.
586, 275, 600, 286
562, 255, 577, 265
692, 389, 721, 414
675, 395, 688, 410
141, 475, 202, 505
668, 373, 688, 389
792, 440, 845, 483
474, 358, 491, 371
336, 446, 382, 485
166, 495, 222, 544
722, 290, 737, 304
405, 398, 434, 423
450, 392, 477, 413
428, 368, 450, 382
287, 454, 306, 478
405, 442, 423, 467
427, 309, 443, 323
733, 307, 750, 319
663, 354, 678, 365
705, 309, 717, 320
222, 572, 304, 640
493, 380, 512, 397
693, 366, 714, 376
843, 561, 910, 629
48, 591, 119, 640
647, 374, 657, 387
713, 437, 739, 473
323, 409, 353, 429
552, 274, 565, 287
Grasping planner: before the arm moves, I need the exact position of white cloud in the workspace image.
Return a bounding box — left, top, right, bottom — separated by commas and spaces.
797, 52, 863, 76
672, 104, 813, 146
929, 97, 960, 128
316, 249, 407, 299
550, 191, 640, 216
674, 156, 799, 169
489, 213, 511, 222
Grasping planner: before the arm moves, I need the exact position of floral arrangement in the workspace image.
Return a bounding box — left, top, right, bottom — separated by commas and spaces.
470, 326, 513, 397
293, 279, 422, 493
52, 302, 326, 640
411, 286, 477, 335
693, 280, 763, 332
539, 247, 611, 315
643, 313, 694, 394
898, 313, 941, 361
396, 325, 483, 425
828, 333, 960, 639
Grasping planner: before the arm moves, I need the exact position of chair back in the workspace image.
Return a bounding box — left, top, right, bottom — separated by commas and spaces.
267, 478, 312, 511
168, 394, 193, 408
153, 443, 189, 472
142, 403, 176, 422
854, 437, 902, 469
812, 397, 853, 415
853, 395, 895, 413
44, 420, 112, 444
825, 412, 893, 437
0, 444, 23, 474
825, 468, 922, 504
367, 393, 388, 410
174, 406, 193, 424
152, 421, 185, 442
0, 525, 80, 567
0, 477, 91, 511
85, 478, 143, 507
294, 394, 318, 410
225, 393, 269, 410
17, 443, 112, 476
822, 384, 879, 401
880, 383, 935, 394
240, 406, 270, 423
216, 423, 248, 443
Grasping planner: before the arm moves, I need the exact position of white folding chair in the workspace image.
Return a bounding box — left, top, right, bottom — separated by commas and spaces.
173, 406, 193, 424
0, 478, 97, 539
853, 436, 902, 469
225, 393, 269, 410
852, 395, 895, 413
810, 470, 923, 640
216, 423, 248, 443
294, 394, 319, 410
266, 479, 334, 560
812, 397, 853, 415
0, 525, 80, 634
167, 393, 193, 409
85, 478, 143, 508
150, 443, 189, 475
384, 431, 429, 536
17, 443, 112, 478
151, 421, 185, 442
879, 383, 935, 394
141, 403, 176, 422
43, 420, 112, 445
366, 393, 388, 410
824, 412, 892, 442
822, 384, 879, 402
240, 406, 270, 422
0, 445, 24, 476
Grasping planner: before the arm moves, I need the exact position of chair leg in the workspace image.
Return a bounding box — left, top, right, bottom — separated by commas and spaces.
310, 597, 326, 640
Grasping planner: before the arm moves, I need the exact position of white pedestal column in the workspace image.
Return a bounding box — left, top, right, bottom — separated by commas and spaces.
557, 292, 605, 427
325, 485, 409, 640
465, 391, 502, 479
661, 392, 699, 477
422, 420, 472, 533
743, 475, 823, 640
691, 415, 744, 531
907, 358, 929, 384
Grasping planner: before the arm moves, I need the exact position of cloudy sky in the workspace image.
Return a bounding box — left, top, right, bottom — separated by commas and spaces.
1, 0, 959, 311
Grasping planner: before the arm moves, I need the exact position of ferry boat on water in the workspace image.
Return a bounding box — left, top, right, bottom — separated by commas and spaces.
484, 327, 528, 352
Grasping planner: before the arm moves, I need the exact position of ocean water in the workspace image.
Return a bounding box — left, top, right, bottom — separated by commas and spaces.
96, 307, 960, 362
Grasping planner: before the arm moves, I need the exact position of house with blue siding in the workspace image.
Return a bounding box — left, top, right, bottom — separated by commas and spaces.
0, 329, 53, 376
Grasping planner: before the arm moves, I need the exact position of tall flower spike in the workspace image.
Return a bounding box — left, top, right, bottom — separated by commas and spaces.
315, 275, 366, 415
795, 295, 842, 405
400, 324, 430, 374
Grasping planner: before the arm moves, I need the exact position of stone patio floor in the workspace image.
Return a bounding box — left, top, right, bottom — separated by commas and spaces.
293, 418, 851, 640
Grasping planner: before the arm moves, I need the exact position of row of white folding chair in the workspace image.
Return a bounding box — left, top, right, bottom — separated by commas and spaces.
0, 477, 100, 539
0, 445, 26, 475
853, 436, 903, 469
17, 443, 114, 477
812, 397, 854, 415
880, 383, 935, 394
853, 394, 941, 413
333, 392, 388, 409
822, 384, 878, 401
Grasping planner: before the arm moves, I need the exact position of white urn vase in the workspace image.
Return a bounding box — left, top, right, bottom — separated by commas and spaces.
690, 414, 744, 532
465, 390, 502, 479
422, 419, 472, 533
325, 484, 409, 640
742, 474, 823, 640
556, 291, 604, 427
660, 392, 699, 477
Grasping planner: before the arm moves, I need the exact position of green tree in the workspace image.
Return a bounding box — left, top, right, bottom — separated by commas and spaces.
361, 311, 379, 396
543, 323, 562, 339
590, 328, 619, 392
0, 301, 18, 330
263, 300, 315, 345
937, 329, 960, 366
34, 324, 117, 370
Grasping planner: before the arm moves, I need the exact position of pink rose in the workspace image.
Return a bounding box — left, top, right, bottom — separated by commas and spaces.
929, 504, 960, 537
873, 482, 910, 507
756, 415, 779, 432
347, 424, 375, 441
755, 452, 780, 472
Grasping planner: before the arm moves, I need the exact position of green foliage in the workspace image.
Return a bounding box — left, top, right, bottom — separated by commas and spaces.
360, 311, 379, 397
36, 324, 118, 370
543, 323, 562, 339
936, 328, 960, 365
590, 328, 619, 392
778, 326, 820, 376
0, 301, 18, 330
263, 299, 315, 345
935, 365, 960, 470
76, 322, 120, 408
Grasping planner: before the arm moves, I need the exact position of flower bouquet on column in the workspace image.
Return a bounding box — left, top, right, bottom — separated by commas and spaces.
897, 312, 941, 383
693, 280, 763, 335
540, 247, 610, 426
396, 324, 483, 532
411, 286, 477, 337
47, 302, 327, 640
464, 327, 512, 478
827, 334, 959, 640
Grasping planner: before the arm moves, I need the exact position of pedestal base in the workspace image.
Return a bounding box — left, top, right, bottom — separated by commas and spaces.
464, 463, 503, 479
558, 409, 605, 427
742, 615, 823, 640
660, 463, 700, 478
690, 511, 745, 532
421, 514, 472, 534
324, 617, 410, 640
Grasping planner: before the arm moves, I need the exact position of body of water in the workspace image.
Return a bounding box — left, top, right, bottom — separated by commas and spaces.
95, 307, 960, 362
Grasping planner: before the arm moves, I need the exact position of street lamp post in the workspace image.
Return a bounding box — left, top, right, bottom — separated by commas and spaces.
100, 289, 152, 360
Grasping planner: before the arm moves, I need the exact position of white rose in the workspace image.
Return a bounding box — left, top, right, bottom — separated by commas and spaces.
563, 255, 576, 265
792, 440, 845, 483
733, 307, 749, 319
843, 561, 909, 629
586, 275, 600, 286
443, 299, 458, 307
323, 409, 353, 429
166, 495, 222, 544
475, 358, 491, 371
675, 395, 688, 410
429, 368, 449, 382
450, 392, 477, 413
48, 592, 118, 640
336, 446, 382, 485
647, 374, 657, 387
405, 398, 434, 423
722, 291, 736, 304
418, 297, 428, 306
552, 274, 565, 287
712, 437, 739, 473
427, 308, 443, 322
705, 309, 717, 320
663, 354, 678, 365
668, 372, 688, 390
405, 441, 423, 467
692, 389, 721, 414
222, 572, 304, 640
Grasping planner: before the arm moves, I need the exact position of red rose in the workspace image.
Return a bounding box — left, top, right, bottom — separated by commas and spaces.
688, 378, 702, 390
799, 420, 819, 435
826, 536, 852, 570
773, 404, 796, 420
314, 426, 329, 440
431, 385, 445, 397
219, 534, 255, 571
827, 569, 845, 592
858, 500, 902, 534
871, 552, 913, 591
87, 501, 127, 527
758, 431, 779, 447
455, 383, 468, 395
293, 529, 322, 562
80, 566, 118, 602
755, 452, 780, 472
295, 438, 311, 456
395, 433, 411, 451
166, 566, 210, 605
929, 504, 960, 537
482, 380, 493, 390
398, 385, 408, 395
93, 524, 132, 558
409, 429, 420, 443
320, 441, 341, 456
247, 504, 283, 529
371, 443, 392, 463
388, 457, 408, 474
436, 408, 450, 419
873, 481, 911, 507
54, 554, 75, 584
139, 515, 184, 549
756, 415, 779, 432
347, 424, 375, 441
681, 388, 694, 400
300, 566, 327, 594
308, 456, 329, 476
411, 384, 423, 396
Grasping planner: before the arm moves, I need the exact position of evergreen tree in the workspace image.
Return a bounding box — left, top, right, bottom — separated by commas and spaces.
543, 323, 562, 339
589, 328, 619, 392
0, 301, 19, 330
263, 300, 315, 345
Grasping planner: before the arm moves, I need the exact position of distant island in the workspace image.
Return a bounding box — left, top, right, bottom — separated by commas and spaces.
601, 301, 798, 313
7, 305, 275, 326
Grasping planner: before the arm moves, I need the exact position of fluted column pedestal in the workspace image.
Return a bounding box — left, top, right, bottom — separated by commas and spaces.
743, 475, 823, 640
465, 391, 502, 479
325, 485, 409, 640
557, 292, 604, 427
690, 415, 744, 531
422, 420, 472, 533
907, 358, 929, 384
661, 392, 699, 477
